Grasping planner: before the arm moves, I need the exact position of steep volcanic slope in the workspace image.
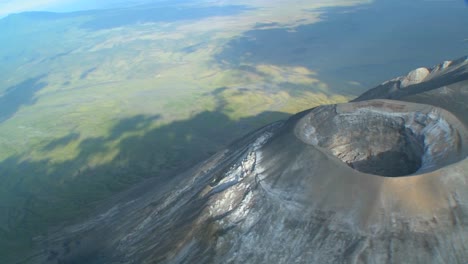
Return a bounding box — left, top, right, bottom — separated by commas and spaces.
29, 57, 468, 264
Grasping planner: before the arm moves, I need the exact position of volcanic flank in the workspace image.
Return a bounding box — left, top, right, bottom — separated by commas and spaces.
31, 57, 468, 264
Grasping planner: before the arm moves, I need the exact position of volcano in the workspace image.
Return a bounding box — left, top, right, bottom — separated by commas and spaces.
31, 57, 468, 264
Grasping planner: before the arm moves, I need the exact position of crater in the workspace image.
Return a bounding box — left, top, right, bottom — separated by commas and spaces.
317, 115, 424, 176
296, 101, 465, 177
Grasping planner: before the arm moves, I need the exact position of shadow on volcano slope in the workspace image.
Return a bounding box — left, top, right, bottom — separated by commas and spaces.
215, 0, 468, 94
0, 75, 47, 123
0, 109, 289, 263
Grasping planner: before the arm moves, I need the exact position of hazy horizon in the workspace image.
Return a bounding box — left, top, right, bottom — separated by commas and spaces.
0, 0, 157, 17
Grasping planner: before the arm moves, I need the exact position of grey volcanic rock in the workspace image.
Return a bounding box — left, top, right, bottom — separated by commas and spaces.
354, 56, 468, 102
400, 67, 430, 88
28, 57, 468, 264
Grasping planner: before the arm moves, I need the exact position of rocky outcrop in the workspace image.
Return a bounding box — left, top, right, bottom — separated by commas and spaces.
400, 67, 430, 88
354, 56, 468, 102
28, 57, 468, 264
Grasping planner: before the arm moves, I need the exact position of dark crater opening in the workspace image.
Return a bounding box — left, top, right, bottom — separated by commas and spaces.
349, 149, 421, 177
323, 117, 424, 177
297, 104, 463, 177
338, 126, 424, 176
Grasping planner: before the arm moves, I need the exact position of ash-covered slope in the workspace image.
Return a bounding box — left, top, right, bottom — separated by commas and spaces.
30, 57, 468, 264
354, 56, 468, 117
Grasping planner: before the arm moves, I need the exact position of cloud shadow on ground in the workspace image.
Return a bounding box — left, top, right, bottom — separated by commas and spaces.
215, 0, 468, 94
0, 75, 48, 123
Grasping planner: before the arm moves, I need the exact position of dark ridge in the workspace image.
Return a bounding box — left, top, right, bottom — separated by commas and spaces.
80, 67, 98, 80
80, 5, 252, 30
